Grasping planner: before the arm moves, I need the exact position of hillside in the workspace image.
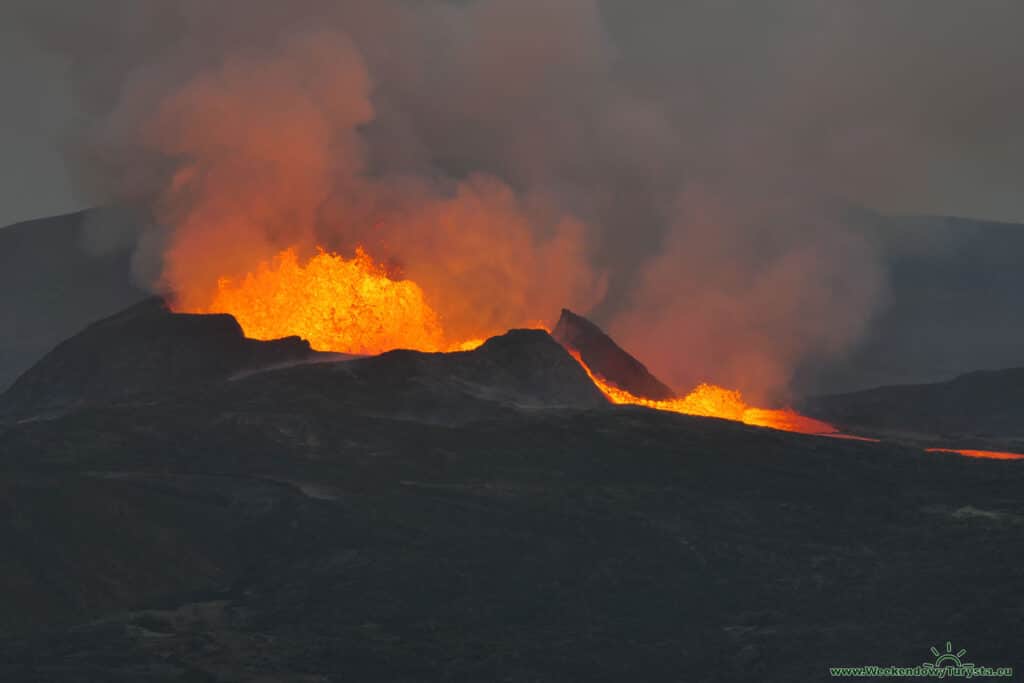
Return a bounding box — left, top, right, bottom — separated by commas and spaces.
803, 366, 1024, 442
1, 302, 1022, 681
0, 209, 146, 391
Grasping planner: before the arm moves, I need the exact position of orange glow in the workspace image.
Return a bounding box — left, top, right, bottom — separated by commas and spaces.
176, 244, 836, 437
925, 448, 1024, 461
568, 350, 838, 435
184, 247, 491, 355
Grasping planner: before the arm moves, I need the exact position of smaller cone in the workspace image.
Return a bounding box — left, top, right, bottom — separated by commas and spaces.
551, 308, 676, 401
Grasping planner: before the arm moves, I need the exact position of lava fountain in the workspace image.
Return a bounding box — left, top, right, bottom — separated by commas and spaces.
187, 247, 486, 354
173, 244, 835, 436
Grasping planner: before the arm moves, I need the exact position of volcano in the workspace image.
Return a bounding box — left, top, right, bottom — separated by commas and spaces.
1, 298, 1022, 682
1, 299, 611, 429
550, 308, 838, 435
0, 297, 323, 418
3, 209, 1024, 681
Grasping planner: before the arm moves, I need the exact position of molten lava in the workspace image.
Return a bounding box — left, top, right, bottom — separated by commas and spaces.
190, 247, 487, 355
178, 244, 835, 436
568, 350, 838, 435
925, 448, 1024, 461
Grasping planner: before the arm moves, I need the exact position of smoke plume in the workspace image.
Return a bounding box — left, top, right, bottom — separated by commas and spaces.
10, 0, 1024, 397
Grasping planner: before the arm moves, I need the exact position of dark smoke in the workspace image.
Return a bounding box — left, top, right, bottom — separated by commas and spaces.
7, 0, 1024, 398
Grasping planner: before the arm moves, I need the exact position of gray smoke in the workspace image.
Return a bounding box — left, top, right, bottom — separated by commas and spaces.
6, 0, 1024, 398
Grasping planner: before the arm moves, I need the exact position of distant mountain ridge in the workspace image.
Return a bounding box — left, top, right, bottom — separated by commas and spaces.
792, 210, 1024, 394
0, 209, 146, 391
802, 366, 1024, 439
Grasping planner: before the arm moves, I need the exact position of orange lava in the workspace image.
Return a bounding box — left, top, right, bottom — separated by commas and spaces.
177, 244, 836, 436
925, 448, 1024, 461
185, 247, 489, 355
568, 350, 838, 435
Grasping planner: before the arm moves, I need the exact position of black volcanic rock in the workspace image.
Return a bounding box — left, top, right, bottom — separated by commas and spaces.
802, 366, 1024, 439
221, 327, 611, 425
391, 328, 610, 408
1, 313, 1023, 682
0, 297, 319, 417
3, 360, 1024, 681
5, 218, 1024, 681
552, 308, 675, 400
0, 300, 606, 423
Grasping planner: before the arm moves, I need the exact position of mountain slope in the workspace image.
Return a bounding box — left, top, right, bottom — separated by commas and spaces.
794, 211, 1024, 394
0, 209, 146, 391
803, 366, 1024, 439
1, 304, 1022, 682
552, 307, 675, 400
0, 298, 321, 418
2, 367, 1021, 681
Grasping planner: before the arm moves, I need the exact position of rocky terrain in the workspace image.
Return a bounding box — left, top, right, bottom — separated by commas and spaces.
0, 298, 325, 419
1, 301, 1023, 681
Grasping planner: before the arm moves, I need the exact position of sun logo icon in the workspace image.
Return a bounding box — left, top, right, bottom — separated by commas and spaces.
923, 641, 974, 670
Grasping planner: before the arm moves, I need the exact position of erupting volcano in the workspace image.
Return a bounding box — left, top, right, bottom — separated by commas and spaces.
196, 247, 485, 355
172, 249, 836, 436
174, 244, 508, 355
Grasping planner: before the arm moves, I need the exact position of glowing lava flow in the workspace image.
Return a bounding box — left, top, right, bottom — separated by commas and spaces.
180, 245, 835, 436
568, 350, 838, 435
192, 247, 486, 355
925, 448, 1024, 461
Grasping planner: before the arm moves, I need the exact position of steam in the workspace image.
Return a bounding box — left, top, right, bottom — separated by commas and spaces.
77, 7, 609, 339
12, 0, 1024, 397
610, 187, 884, 402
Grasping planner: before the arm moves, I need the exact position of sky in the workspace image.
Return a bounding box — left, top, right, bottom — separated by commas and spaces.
1, 0, 1022, 399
